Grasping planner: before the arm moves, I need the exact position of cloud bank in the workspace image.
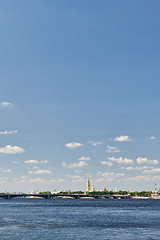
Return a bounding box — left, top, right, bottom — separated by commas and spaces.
108, 157, 134, 164
114, 135, 132, 142
65, 142, 83, 149
78, 156, 90, 161
28, 169, 52, 175
0, 130, 18, 135
62, 161, 88, 168
136, 157, 158, 165
0, 145, 24, 154
24, 160, 39, 164
0, 102, 14, 107
101, 161, 113, 166
106, 146, 120, 153
88, 141, 104, 146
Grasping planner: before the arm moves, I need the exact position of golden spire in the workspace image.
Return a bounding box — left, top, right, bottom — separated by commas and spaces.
86, 168, 90, 192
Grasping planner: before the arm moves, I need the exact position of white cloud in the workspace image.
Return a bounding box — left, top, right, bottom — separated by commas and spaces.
101, 172, 125, 177
136, 157, 158, 165
150, 168, 160, 172
20, 176, 63, 183
23, 178, 49, 183
24, 160, 39, 164
49, 178, 64, 183
0, 178, 7, 183
65, 142, 83, 149
0, 102, 14, 107
62, 161, 88, 168
0, 168, 12, 173
0, 130, 18, 135
96, 171, 125, 182
65, 175, 81, 179
108, 157, 134, 164
12, 161, 18, 164
88, 141, 104, 146
101, 161, 113, 166
33, 166, 39, 169
72, 178, 85, 183
41, 160, 48, 164
62, 161, 66, 167
65, 175, 85, 183
119, 175, 151, 182
3, 169, 12, 173
28, 178, 48, 183
120, 167, 125, 169
68, 161, 88, 168
28, 169, 52, 175
21, 176, 27, 180
114, 135, 132, 142
0, 145, 24, 154
73, 169, 82, 173
126, 166, 153, 171
78, 156, 90, 161
143, 168, 160, 174
57, 178, 64, 183
96, 178, 106, 182
150, 136, 156, 140
106, 145, 121, 153
119, 175, 160, 183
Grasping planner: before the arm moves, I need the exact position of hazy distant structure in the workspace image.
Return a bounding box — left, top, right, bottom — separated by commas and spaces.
92, 185, 95, 191
86, 169, 91, 192
103, 186, 106, 191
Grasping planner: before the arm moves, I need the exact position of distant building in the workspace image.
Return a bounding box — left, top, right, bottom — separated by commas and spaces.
103, 186, 106, 191
86, 169, 91, 192
92, 185, 95, 192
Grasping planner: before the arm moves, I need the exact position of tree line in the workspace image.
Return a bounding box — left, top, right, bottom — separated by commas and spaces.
39, 190, 152, 197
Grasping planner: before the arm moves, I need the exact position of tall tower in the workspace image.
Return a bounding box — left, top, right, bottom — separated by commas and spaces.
86, 169, 90, 192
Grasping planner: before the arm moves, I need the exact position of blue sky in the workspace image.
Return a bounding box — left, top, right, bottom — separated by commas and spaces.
0, 0, 160, 192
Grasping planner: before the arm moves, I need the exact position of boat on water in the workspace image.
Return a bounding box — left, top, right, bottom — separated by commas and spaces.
151, 193, 160, 199
151, 184, 160, 199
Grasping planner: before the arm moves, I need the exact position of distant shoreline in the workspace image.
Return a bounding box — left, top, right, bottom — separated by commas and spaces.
1, 192, 159, 200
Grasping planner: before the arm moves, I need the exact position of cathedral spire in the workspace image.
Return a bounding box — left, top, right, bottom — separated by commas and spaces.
86, 168, 90, 192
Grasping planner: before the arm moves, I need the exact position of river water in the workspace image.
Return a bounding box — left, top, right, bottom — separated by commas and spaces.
0, 198, 160, 240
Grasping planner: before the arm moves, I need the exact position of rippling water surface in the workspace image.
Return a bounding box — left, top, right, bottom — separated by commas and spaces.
0, 198, 160, 240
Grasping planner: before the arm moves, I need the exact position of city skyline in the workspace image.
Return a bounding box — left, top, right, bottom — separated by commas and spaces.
0, 1, 160, 192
